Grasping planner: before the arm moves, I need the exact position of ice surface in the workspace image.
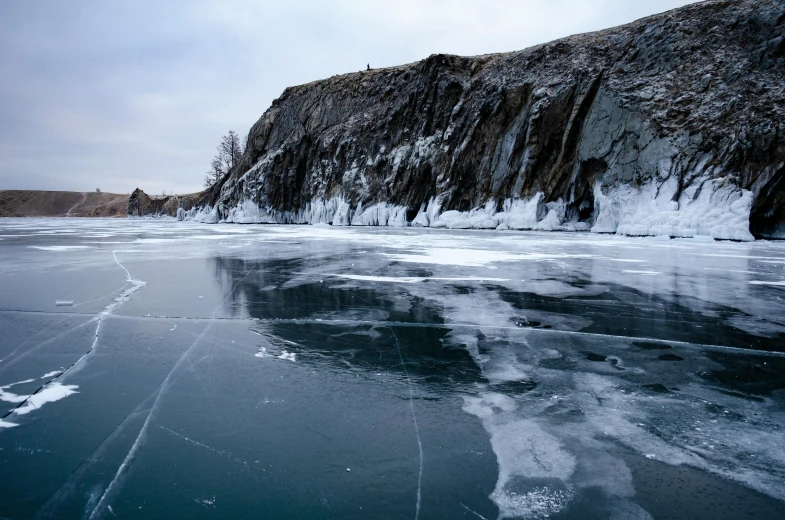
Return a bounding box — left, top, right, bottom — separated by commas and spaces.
1, 218, 785, 519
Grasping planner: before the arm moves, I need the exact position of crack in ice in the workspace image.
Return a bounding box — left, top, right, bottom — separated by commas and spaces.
87, 265, 258, 519
389, 327, 423, 520
1, 251, 146, 423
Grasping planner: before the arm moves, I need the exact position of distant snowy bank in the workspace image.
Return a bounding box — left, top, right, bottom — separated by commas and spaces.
178, 178, 755, 241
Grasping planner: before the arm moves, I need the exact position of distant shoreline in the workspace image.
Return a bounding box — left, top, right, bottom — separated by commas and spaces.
0, 190, 129, 218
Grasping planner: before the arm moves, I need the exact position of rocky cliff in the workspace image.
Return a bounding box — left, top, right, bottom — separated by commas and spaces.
182, 0, 784, 240
127, 188, 200, 218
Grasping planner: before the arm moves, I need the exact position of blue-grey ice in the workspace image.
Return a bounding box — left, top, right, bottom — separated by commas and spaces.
1, 217, 784, 519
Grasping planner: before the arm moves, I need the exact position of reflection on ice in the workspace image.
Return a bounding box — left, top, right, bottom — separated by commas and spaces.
462, 394, 577, 519
2, 218, 785, 519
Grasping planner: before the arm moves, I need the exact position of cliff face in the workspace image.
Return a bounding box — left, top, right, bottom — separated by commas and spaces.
188, 0, 785, 239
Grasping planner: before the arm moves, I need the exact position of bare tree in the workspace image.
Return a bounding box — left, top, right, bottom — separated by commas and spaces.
204, 156, 224, 188
205, 130, 245, 188
220, 130, 243, 171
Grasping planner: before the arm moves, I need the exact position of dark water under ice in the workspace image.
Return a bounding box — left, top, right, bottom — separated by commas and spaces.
0, 218, 784, 519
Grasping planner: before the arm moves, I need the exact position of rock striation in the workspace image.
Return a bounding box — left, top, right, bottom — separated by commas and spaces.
178, 0, 784, 239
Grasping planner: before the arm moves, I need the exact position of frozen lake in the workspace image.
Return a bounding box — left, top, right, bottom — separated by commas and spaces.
0, 218, 784, 519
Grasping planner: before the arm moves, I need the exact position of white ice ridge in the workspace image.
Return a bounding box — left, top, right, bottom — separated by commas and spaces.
178, 175, 757, 240
592, 176, 755, 241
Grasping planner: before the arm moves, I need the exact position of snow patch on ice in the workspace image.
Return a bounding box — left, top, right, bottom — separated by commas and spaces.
463, 394, 577, 519
29, 245, 94, 251
328, 274, 510, 284
278, 351, 296, 362
13, 382, 79, 415
0, 379, 36, 403
492, 487, 575, 520
0, 381, 79, 416
383, 248, 592, 268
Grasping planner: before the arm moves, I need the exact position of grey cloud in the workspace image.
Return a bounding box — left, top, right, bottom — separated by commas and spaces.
0, 0, 700, 195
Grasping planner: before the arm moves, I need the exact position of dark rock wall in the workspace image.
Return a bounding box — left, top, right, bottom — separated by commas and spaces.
201, 0, 783, 236
127, 189, 198, 217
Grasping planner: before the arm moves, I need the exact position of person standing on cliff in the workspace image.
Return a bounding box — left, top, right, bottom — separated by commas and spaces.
367, 64, 370, 71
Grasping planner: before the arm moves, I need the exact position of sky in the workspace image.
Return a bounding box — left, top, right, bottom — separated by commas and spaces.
0, 0, 701, 195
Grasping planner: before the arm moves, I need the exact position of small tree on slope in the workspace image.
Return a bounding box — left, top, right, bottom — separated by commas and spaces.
205, 130, 244, 188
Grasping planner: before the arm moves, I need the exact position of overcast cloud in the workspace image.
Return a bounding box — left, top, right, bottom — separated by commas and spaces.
0, 0, 701, 195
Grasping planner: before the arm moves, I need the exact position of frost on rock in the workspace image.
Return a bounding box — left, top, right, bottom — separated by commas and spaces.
180, 175, 755, 241
411, 196, 444, 228
351, 202, 408, 227
431, 200, 498, 229
495, 194, 546, 230
183, 191, 592, 232
592, 177, 755, 241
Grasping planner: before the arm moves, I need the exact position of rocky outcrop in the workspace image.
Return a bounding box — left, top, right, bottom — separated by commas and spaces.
185, 0, 784, 239
127, 188, 199, 217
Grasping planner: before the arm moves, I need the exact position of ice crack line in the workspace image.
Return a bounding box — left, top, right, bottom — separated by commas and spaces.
1, 251, 145, 421
63, 252, 145, 377
389, 327, 423, 520
88, 265, 258, 519
158, 425, 246, 465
